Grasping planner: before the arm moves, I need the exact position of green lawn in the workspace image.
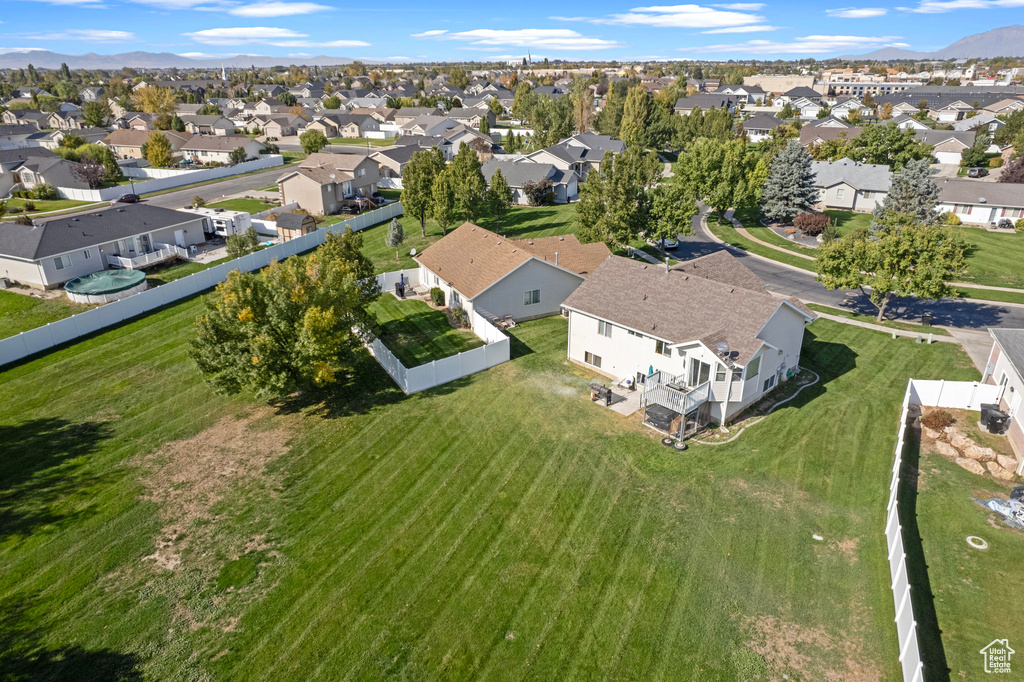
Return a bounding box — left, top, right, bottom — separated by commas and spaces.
805, 302, 951, 336
367, 295, 483, 366
0, 290, 94, 340
3, 198, 95, 214
207, 198, 277, 214
0, 277, 987, 681
327, 137, 395, 147
705, 213, 818, 272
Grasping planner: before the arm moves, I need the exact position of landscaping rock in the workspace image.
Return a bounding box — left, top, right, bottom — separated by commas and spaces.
935, 441, 961, 459
949, 430, 974, 452
922, 426, 941, 440
956, 457, 987, 476
962, 443, 998, 463
996, 454, 1019, 472
987, 461, 1016, 481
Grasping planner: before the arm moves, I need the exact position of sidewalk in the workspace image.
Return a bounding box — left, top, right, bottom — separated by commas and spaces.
810, 311, 957, 344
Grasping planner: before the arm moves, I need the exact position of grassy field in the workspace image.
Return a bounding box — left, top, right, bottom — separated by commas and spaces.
207, 198, 277, 214
0, 269, 985, 681
367, 295, 483, 366
3, 197, 95, 213
805, 302, 951, 336
0, 289, 94, 340
327, 137, 395, 147
705, 213, 818, 272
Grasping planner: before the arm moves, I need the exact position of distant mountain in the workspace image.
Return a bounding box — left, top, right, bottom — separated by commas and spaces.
0, 50, 354, 70
847, 25, 1024, 60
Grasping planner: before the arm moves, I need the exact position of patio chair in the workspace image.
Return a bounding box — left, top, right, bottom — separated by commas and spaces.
492, 316, 503, 328
503, 315, 516, 328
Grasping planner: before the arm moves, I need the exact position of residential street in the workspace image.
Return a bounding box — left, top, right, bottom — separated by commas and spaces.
142, 166, 288, 209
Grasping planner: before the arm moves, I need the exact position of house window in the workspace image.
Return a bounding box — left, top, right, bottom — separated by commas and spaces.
746, 355, 761, 380
689, 359, 710, 386
732, 368, 743, 383
627, 329, 641, 337
598, 319, 612, 337
655, 340, 671, 356
83, 249, 92, 260
52, 254, 71, 270
524, 289, 541, 306
584, 351, 602, 368
763, 375, 776, 392
716, 366, 727, 382
836, 188, 846, 200
450, 290, 461, 307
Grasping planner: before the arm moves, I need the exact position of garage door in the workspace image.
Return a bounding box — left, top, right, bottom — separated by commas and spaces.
934, 151, 961, 165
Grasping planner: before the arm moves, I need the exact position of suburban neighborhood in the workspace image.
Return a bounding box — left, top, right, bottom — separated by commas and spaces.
1, 9, 1024, 682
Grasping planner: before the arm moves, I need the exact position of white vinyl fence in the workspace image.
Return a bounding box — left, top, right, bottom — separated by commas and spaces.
886, 378, 1001, 682
58, 155, 284, 202
364, 276, 511, 394
0, 202, 404, 368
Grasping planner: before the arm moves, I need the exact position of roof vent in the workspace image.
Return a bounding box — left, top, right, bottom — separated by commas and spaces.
979, 197, 987, 203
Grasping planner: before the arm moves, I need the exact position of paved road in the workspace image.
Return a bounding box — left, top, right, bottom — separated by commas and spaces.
677, 206, 1024, 332
143, 166, 288, 209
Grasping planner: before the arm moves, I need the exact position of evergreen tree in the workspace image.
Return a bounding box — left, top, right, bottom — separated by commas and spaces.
487, 168, 513, 231
876, 158, 940, 223
479, 116, 490, 135
385, 217, 404, 260
760, 140, 818, 223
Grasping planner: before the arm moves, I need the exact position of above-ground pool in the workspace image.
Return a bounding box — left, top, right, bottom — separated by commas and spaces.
64, 269, 148, 304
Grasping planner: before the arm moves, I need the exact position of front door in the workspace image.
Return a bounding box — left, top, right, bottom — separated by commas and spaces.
174, 230, 186, 248
1011, 392, 1022, 420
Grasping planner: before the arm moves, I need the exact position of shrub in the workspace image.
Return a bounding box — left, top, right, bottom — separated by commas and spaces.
940, 212, 962, 226
1015, 218, 1024, 232
990, 156, 1004, 168
23, 201, 35, 212
192, 195, 207, 208
12, 214, 33, 225
450, 305, 469, 328
32, 183, 58, 200
7, 206, 22, 214
793, 212, 829, 237
921, 409, 954, 430
521, 178, 555, 206
430, 287, 445, 307
820, 223, 840, 243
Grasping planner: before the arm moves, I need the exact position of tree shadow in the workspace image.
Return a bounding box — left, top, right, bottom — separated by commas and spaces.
900, 425, 952, 682
0, 419, 113, 543
779, 328, 860, 411
883, 295, 1009, 330
0, 594, 143, 681
670, 238, 729, 261
479, 208, 560, 238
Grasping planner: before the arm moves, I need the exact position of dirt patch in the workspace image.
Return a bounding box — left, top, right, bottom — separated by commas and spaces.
136, 410, 292, 573
743, 615, 881, 681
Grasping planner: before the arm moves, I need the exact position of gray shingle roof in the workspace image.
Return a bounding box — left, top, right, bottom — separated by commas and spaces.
568, 132, 625, 155
674, 94, 734, 111
937, 178, 1024, 209
481, 159, 562, 187
810, 159, 892, 193
0, 204, 198, 260
990, 328, 1024, 380
743, 114, 784, 131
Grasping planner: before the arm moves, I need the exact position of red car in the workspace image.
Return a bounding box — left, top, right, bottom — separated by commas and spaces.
109, 193, 141, 205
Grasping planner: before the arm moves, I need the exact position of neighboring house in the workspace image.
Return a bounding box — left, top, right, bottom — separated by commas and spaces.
180, 115, 234, 136
556, 133, 625, 176
983, 98, 1024, 116
982, 329, 1024, 475
46, 111, 84, 131
713, 85, 766, 105
101, 129, 191, 160
952, 114, 1005, 136
400, 115, 460, 137
562, 251, 816, 424
0, 124, 44, 150
742, 114, 784, 143
349, 106, 397, 123
175, 103, 204, 116
674, 95, 735, 115
276, 152, 381, 214
0, 148, 61, 196
799, 126, 861, 148
916, 130, 978, 165
446, 108, 496, 129
481, 159, 578, 204
180, 135, 265, 164
393, 134, 454, 160
831, 98, 872, 120
391, 107, 444, 125
413, 222, 610, 321
80, 86, 105, 102
307, 113, 379, 138
0, 204, 206, 289
790, 97, 823, 119
256, 114, 306, 138
1, 109, 47, 128
276, 212, 318, 242
810, 159, 891, 212
936, 178, 1024, 225
124, 113, 159, 131
781, 86, 822, 104
370, 144, 422, 188
888, 114, 930, 131
929, 101, 973, 122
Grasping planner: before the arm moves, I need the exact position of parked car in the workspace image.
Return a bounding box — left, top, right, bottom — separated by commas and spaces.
967, 167, 988, 178
110, 193, 141, 205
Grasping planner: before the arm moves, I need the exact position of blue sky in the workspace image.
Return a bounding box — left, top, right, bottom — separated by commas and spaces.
0, 0, 1022, 61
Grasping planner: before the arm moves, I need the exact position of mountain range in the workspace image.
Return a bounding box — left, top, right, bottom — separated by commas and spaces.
847, 25, 1024, 60
0, 51, 354, 70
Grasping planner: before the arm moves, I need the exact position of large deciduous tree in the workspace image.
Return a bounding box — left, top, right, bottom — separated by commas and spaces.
650, 175, 698, 248
431, 168, 457, 236
190, 228, 380, 399
1000, 154, 1024, 184
144, 130, 174, 167
576, 148, 662, 246
619, 85, 653, 150
131, 85, 178, 115
674, 137, 758, 220
299, 129, 328, 155
82, 101, 111, 127
845, 122, 933, 169
487, 168, 513, 231
761, 140, 818, 223
402, 147, 445, 237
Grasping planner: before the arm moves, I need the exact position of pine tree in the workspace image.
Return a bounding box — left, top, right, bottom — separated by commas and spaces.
875, 158, 940, 223
479, 116, 490, 135
760, 140, 818, 223
385, 217, 404, 260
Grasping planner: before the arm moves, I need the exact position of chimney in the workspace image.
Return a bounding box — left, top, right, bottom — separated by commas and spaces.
555, 251, 559, 265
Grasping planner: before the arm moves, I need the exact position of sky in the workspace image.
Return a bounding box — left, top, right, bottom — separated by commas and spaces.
0, 0, 1023, 62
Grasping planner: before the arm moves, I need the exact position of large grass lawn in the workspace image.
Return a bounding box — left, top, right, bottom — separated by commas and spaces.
367, 294, 483, 366
327, 137, 395, 147
3, 197, 96, 214
207, 198, 276, 214
0, 289, 94, 340
0, 278, 985, 680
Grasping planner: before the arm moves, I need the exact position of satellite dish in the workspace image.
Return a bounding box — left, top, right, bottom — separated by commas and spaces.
716, 342, 730, 356
410, 247, 417, 256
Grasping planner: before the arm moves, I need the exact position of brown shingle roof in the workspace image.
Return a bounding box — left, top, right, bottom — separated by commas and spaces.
102, 129, 190, 148
414, 222, 610, 299
181, 134, 258, 152
562, 254, 814, 365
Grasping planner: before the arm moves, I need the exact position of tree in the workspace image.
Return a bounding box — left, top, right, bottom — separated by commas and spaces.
674, 137, 757, 220
862, 92, 876, 108
811, 134, 852, 161
488, 98, 504, 117
479, 116, 490, 135
877, 158, 940, 222
761, 140, 818, 223
82, 101, 111, 127
131, 85, 178, 114
816, 218, 967, 322
576, 148, 662, 246
278, 92, 297, 107
570, 77, 594, 134
229, 146, 249, 165
959, 129, 989, 168
155, 113, 185, 132
879, 102, 893, 120
449, 143, 487, 222
511, 82, 536, 122
431, 169, 457, 236
595, 80, 627, 138
487, 168, 513, 231
226, 226, 260, 259
846, 108, 863, 125
192, 195, 207, 208
620, 85, 654, 150
79, 144, 122, 183
144, 130, 174, 167
1000, 154, 1024, 183
385, 218, 404, 259
59, 133, 86, 149
650, 174, 698, 248
198, 103, 223, 116
845, 123, 933, 169
71, 157, 105, 189
522, 179, 555, 206
778, 103, 796, 119
402, 148, 445, 236
530, 96, 574, 147
299, 129, 328, 155
190, 228, 380, 399
322, 95, 342, 110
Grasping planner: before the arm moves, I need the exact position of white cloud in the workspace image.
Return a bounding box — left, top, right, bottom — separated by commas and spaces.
26, 29, 135, 41
273, 40, 370, 47
17, 0, 105, 5
713, 2, 765, 8
229, 1, 330, 16
697, 34, 909, 54
550, 3, 765, 28
0, 47, 51, 52
176, 51, 223, 58
898, 0, 1024, 11
183, 26, 368, 47
412, 28, 622, 50
826, 6, 888, 17
287, 52, 311, 57
702, 24, 780, 32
